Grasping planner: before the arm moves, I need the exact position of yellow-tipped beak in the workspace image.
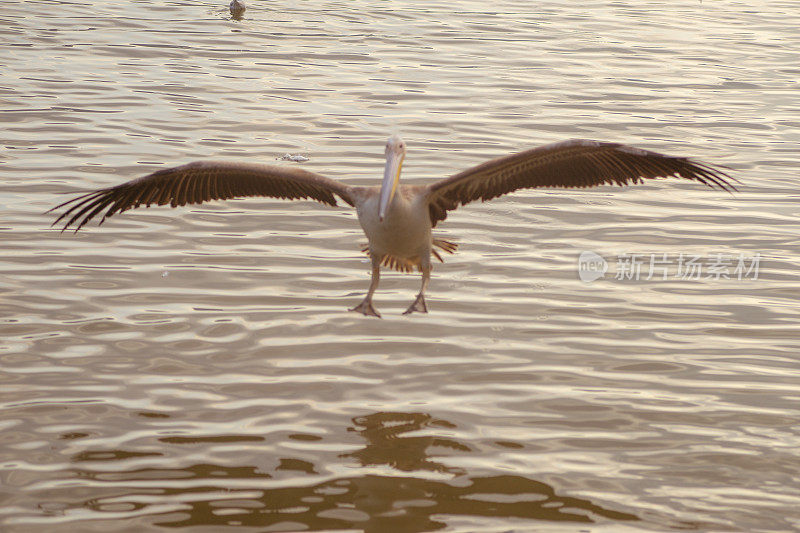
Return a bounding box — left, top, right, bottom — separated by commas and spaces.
378, 150, 403, 221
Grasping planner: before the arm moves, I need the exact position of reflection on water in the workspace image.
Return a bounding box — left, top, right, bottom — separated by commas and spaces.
66, 412, 637, 531
342, 412, 469, 474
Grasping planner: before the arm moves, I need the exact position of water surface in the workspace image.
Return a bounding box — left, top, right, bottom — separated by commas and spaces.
2, 0, 800, 531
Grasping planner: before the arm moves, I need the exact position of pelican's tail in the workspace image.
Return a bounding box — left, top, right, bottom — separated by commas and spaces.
431, 238, 458, 263
359, 247, 416, 272
359, 238, 458, 272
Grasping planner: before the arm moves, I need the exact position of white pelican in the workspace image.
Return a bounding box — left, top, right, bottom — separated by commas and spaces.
49, 136, 735, 317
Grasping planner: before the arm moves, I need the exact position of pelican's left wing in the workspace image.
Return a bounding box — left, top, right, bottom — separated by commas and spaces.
425, 139, 736, 226
49, 161, 355, 232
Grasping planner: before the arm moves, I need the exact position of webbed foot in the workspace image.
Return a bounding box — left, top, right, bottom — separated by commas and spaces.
350, 299, 381, 318
402, 294, 428, 315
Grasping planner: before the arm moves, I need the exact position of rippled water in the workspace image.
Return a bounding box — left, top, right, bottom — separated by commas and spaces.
2, 1, 800, 531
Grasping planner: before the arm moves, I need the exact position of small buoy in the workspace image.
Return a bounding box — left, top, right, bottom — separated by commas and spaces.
229, 0, 245, 16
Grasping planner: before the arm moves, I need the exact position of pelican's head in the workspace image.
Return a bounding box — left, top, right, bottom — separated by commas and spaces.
379, 135, 407, 221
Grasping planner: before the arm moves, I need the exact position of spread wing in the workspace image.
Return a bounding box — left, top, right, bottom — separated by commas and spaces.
425, 139, 736, 226
48, 161, 354, 232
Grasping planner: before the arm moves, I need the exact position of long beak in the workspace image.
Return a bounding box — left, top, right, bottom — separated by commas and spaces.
378, 150, 403, 221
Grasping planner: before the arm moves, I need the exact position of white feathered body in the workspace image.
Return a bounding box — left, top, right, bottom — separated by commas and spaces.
354, 186, 432, 272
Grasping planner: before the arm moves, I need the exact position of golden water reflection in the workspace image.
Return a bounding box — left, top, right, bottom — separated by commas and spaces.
342, 412, 469, 474
70, 412, 638, 531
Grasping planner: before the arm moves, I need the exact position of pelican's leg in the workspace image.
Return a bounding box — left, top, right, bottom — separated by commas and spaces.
403, 262, 430, 315
350, 255, 382, 318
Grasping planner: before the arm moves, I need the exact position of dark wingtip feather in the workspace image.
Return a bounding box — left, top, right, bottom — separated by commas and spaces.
45, 190, 98, 215
691, 161, 739, 194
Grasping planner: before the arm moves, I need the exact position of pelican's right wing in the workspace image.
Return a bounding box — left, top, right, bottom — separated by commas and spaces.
49, 161, 355, 232
425, 139, 736, 226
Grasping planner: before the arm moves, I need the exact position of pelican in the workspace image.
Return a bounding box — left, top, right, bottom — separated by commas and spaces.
49, 136, 735, 317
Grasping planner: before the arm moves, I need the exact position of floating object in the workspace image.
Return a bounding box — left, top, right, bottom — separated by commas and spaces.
280, 154, 309, 162
49, 136, 735, 317
229, 0, 245, 16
